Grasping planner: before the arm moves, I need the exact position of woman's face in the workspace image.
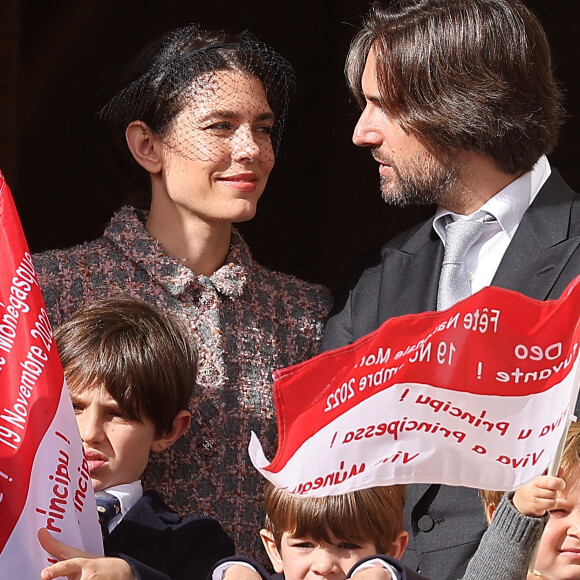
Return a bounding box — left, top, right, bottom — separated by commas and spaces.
157, 70, 276, 225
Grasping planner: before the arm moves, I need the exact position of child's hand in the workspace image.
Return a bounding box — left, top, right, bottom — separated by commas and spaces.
38, 528, 136, 580
351, 566, 394, 580
513, 471, 565, 517
223, 564, 263, 580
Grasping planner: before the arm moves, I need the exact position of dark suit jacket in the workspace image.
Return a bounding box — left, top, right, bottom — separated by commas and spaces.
321, 169, 580, 579
214, 554, 430, 580
106, 490, 235, 580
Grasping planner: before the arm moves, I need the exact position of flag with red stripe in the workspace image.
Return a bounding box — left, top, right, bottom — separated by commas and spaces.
250, 276, 580, 495
0, 172, 102, 576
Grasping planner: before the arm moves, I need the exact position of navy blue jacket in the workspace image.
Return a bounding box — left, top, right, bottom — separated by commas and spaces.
106, 490, 235, 580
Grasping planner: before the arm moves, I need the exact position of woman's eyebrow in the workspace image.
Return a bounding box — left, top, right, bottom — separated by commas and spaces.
197, 110, 275, 122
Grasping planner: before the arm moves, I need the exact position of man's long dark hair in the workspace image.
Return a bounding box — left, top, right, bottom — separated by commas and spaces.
346, 0, 565, 174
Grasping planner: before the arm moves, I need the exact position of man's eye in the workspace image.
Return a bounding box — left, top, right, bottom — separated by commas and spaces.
549, 509, 568, 518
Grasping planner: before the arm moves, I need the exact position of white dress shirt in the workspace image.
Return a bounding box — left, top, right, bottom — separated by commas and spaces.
433, 155, 551, 294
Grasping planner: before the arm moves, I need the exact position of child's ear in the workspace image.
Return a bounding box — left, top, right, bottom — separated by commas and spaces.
386, 530, 408, 560
151, 410, 191, 453
125, 120, 163, 174
260, 529, 284, 574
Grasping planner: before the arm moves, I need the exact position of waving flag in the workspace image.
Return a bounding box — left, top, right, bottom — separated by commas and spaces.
0, 172, 102, 577
250, 276, 580, 496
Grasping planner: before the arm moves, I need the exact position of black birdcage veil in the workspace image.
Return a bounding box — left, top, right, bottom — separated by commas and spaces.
99, 25, 296, 165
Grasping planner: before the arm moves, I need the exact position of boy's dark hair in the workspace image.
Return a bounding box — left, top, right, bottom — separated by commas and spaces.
263, 482, 405, 553
55, 297, 197, 435
480, 421, 580, 512
346, 0, 564, 175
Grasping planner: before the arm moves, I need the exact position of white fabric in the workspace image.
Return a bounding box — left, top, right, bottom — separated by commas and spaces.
433, 155, 551, 293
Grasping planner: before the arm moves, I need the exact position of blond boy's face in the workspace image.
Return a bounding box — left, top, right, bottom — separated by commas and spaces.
264, 530, 378, 580
71, 386, 159, 492
535, 469, 580, 579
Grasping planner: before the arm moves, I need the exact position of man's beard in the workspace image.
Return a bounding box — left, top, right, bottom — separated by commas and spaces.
376, 149, 464, 208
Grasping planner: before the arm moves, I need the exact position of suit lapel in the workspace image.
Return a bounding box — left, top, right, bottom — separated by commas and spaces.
106, 491, 176, 554
377, 219, 443, 325
376, 222, 442, 502
492, 170, 580, 299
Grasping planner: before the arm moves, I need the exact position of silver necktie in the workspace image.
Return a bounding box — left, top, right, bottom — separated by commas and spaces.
437, 216, 489, 311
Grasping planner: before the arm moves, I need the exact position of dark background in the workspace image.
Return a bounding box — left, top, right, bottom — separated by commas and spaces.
2, 1, 579, 296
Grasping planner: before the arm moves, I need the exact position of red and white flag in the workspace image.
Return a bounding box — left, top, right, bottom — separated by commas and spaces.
250, 276, 580, 496
0, 172, 102, 577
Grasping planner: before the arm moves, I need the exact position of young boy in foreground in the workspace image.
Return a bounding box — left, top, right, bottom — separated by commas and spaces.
463, 421, 580, 580
212, 483, 429, 580
38, 297, 234, 580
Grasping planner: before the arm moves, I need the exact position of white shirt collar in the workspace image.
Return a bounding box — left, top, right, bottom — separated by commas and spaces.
102, 480, 143, 517
433, 155, 551, 239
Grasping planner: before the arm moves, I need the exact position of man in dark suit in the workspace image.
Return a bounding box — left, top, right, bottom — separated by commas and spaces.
322, 1, 579, 578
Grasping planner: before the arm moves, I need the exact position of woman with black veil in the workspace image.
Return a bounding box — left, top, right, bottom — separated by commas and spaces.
33, 23, 332, 561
